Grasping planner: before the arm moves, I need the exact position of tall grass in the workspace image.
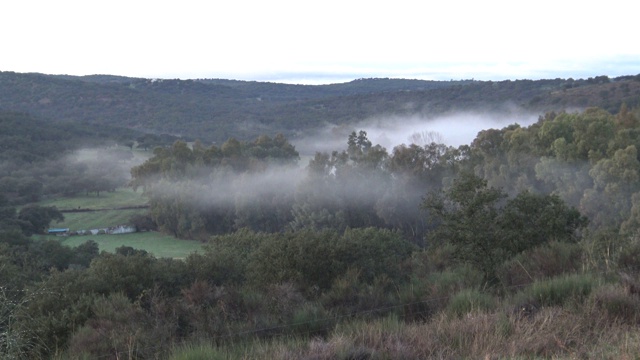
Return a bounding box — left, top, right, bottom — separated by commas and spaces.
168, 337, 310, 360
446, 289, 496, 318
513, 273, 598, 308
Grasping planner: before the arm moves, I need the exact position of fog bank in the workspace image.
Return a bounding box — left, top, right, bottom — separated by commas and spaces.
293, 110, 539, 155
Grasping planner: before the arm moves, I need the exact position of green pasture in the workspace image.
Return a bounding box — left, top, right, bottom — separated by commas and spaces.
39, 187, 147, 210
38, 187, 149, 231
52, 208, 147, 231
36, 231, 203, 259
35, 186, 204, 259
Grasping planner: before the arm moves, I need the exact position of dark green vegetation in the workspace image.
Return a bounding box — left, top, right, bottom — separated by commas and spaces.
3, 73, 640, 358
2, 71, 640, 143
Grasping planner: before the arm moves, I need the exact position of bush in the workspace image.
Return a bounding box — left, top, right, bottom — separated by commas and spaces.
591, 284, 640, 324
514, 274, 597, 308
246, 228, 415, 292
396, 277, 434, 322
193, 228, 270, 285
289, 303, 332, 337
617, 239, 640, 273
427, 264, 484, 296
168, 342, 226, 360
321, 269, 397, 318
446, 289, 496, 318
498, 241, 583, 288
66, 292, 172, 359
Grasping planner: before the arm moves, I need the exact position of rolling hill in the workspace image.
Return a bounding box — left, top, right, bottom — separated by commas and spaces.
1, 71, 639, 144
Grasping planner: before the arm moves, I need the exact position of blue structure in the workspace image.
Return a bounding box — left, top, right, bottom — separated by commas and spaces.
47, 228, 69, 234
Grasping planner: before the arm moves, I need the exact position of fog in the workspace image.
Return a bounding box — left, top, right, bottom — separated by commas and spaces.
150, 165, 305, 209
67, 147, 147, 182
154, 109, 542, 212
293, 109, 539, 155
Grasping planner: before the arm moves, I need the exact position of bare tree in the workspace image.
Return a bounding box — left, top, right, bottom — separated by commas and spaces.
407, 130, 444, 146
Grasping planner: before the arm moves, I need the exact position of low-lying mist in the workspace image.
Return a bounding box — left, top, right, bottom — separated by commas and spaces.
67, 147, 147, 181
292, 109, 539, 155
150, 165, 305, 209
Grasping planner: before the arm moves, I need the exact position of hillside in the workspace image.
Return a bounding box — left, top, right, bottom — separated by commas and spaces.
1, 71, 639, 144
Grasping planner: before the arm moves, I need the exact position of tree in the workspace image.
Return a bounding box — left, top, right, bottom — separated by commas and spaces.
424, 173, 587, 285
17, 205, 64, 236
424, 173, 506, 284
499, 191, 587, 254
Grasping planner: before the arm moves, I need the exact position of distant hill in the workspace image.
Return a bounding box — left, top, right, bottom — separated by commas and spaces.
1, 71, 639, 144
0, 110, 143, 163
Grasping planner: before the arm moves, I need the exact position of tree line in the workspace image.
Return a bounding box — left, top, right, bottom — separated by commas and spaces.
131, 105, 640, 244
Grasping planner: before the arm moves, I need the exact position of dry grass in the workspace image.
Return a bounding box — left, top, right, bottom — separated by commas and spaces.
268, 302, 640, 359
166, 279, 640, 359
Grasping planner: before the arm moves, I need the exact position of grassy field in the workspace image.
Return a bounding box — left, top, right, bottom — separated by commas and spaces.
51, 208, 147, 231
39, 187, 147, 210
36, 232, 203, 259
40, 187, 149, 231
35, 187, 204, 258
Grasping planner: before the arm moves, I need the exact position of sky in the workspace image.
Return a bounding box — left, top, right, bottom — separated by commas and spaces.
2, 0, 639, 84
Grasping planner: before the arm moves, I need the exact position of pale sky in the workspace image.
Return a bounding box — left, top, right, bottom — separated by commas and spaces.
2, 0, 639, 84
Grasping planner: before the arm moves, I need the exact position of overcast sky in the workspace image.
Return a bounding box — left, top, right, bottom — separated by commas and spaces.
2, 0, 639, 84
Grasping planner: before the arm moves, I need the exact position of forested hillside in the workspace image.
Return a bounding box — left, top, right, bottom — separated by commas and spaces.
2, 71, 639, 143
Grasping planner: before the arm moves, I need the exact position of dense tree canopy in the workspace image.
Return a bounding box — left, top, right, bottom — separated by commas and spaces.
424, 173, 587, 283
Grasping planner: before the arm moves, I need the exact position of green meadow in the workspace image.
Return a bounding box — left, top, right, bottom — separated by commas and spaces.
35, 187, 204, 258
35, 232, 203, 259
50, 208, 146, 231
39, 187, 147, 210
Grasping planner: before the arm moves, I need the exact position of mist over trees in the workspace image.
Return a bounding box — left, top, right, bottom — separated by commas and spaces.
5, 73, 640, 358
129, 105, 640, 244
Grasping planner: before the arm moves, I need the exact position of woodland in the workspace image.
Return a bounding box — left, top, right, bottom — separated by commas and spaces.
2, 74, 640, 358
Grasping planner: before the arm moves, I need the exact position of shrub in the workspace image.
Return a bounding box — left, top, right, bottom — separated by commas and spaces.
514, 273, 598, 308
396, 277, 434, 322
168, 342, 226, 360
427, 264, 484, 296
247, 228, 415, 292
498, 241, 583, 288
264, 282, 306, 323
582, 227, 629, 271
446, 289, 496, 318
289, 303, 332, 337
66, 292, 171, 359
591, 284, 640, 324
320, 269, 398, 320
190, 229, 270, 285
617, 239, 640, 273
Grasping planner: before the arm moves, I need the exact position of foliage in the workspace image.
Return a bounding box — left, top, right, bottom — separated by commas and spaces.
514, 273, 598, 308
424, 173, 587, 284
245, 228, 415, 291
497, 241, 584, 287
131, 136, 299, 237
17, 205, 64, 235
446, 289, 496, 318
5, 76, 640, 357
0, 111, 142, 205
2, 72, 639, 143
